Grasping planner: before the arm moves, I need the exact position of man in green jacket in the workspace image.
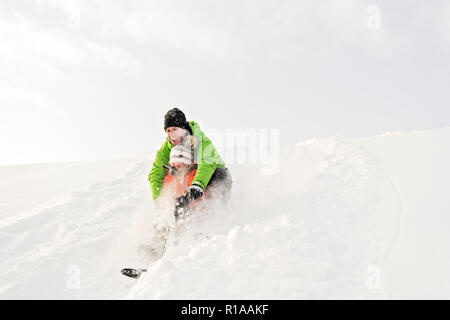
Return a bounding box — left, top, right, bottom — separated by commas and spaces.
148, 108, 232, 214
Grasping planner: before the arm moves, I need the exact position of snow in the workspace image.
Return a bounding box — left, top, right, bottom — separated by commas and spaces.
0, 127, 449, 299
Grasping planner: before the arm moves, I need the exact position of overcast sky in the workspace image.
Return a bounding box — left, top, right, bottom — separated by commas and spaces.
1, 0, 449, 165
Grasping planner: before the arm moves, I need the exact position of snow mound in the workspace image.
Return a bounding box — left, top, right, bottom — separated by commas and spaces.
126, 137, 400, 299
0, 128, 449, 299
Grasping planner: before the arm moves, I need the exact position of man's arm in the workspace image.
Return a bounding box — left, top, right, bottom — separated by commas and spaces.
148, 141, 171, 200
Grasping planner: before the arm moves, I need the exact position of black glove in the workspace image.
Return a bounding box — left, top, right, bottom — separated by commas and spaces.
187, 184, 204, 200
174, 184, 204, 219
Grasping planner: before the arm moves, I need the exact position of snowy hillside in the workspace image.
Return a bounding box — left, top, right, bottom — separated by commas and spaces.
0, 127, 449, 299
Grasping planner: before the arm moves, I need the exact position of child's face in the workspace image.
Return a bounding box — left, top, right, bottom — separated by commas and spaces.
166, 127, 186, 145
172, 162, 187, 170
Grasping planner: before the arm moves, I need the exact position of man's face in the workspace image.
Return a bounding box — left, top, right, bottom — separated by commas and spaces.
166, 126, 186, 146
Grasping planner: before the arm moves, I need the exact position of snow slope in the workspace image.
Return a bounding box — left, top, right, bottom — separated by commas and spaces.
0, 127, 449, 299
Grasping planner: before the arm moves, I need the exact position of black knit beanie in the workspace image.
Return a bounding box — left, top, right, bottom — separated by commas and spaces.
164, 108, 189, 131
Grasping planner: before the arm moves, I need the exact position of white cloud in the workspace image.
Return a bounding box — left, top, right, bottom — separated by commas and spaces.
1, 1, 449, 165
428, 2, 450, 46
20, 0, 450, 63
0, 2, 139, 119
35, 0, 222, 54
0, 3, 139, 90
1, 9, 137, 66
31, 0, 383, 58
0, 2, 141, 164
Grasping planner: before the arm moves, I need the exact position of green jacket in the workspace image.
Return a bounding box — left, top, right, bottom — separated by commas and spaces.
148, 121, 226, 200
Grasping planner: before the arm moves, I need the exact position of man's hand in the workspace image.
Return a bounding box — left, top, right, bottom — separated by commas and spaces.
174, 184, 204, 219
187, 184, 204, 200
